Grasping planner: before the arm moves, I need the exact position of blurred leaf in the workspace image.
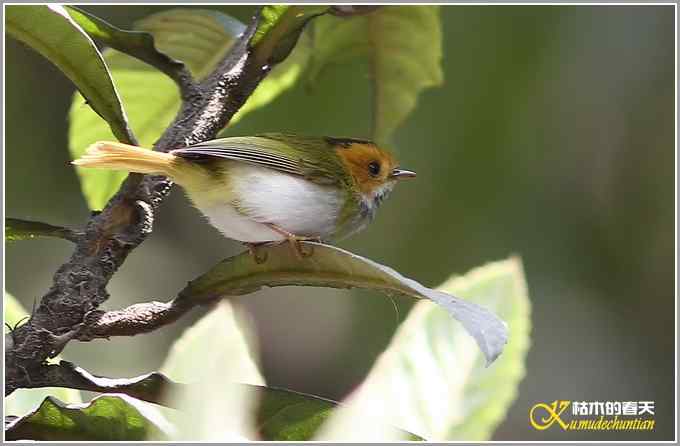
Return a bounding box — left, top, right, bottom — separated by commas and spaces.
4, 292, 82, 418
161, 301, 262, 440
44, 364, 421, 441
64, 6, 185, 82
226, 5, 330, 129
5, 218, 75, 242
317, 258, 530, 441
255, 385, 422, 441
308, 6, 443, 142
5, 394, 173, 441
6, 5, 132, 144
44, 364, 417, 441
228, 29, 312, 127
133, 9, 245, 81
250, 6, 328, 65
161, 301, 264, 385
329, 5, 383, 17
4, 291, 30, 328
181, 242, 508, 366
68, 8, 311, 209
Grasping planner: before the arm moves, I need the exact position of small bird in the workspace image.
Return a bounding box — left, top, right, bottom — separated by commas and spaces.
73, 133, 416, 261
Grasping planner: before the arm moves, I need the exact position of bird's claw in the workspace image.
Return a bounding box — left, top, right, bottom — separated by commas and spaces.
245, 243, 269, 264
263, 223, 318, 260
288, 237, 314, 259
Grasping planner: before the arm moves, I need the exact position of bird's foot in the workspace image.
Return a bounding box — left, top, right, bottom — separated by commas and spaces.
288, 236, 315, 259
265, 224, 317, 259
245, 242, 269, 264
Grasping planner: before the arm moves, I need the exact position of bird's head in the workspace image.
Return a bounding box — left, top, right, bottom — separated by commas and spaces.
333, 138, 416, 208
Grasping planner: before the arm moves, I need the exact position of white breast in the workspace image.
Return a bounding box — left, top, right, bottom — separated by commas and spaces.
186, 163, 344, 243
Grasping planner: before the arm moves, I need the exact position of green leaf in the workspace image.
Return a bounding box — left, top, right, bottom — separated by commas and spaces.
5, 218, 75, 242
181, 242, 508, 366
317, 258, 531, 441
64, 6, 185, 82
4, 292, 83, 418
161, 301, 263, 440
250, 6, 328, 65
68, 8, 310, 209
308, 6, 443, 142
6, 5, 132, 144
4, 394, 173, 441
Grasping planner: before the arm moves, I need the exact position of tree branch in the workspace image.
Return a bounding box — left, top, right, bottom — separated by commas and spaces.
76, 297, 201, 340
5, 9, 270, 396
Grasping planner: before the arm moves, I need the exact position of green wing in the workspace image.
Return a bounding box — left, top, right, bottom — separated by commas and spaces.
172, 134, 347, 185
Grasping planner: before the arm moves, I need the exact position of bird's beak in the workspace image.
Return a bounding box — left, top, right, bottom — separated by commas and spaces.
390, 168, 417, 180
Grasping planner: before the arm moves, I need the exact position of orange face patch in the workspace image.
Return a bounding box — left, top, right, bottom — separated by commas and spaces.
335, 143, 399, 195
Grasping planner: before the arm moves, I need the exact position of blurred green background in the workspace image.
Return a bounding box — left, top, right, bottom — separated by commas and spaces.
5, 5, 675, 441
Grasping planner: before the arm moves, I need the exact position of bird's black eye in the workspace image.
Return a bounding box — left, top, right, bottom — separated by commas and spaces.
368, 161, 381, 177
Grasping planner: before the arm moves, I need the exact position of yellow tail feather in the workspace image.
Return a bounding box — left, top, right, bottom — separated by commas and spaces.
72, 141, 186, 181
